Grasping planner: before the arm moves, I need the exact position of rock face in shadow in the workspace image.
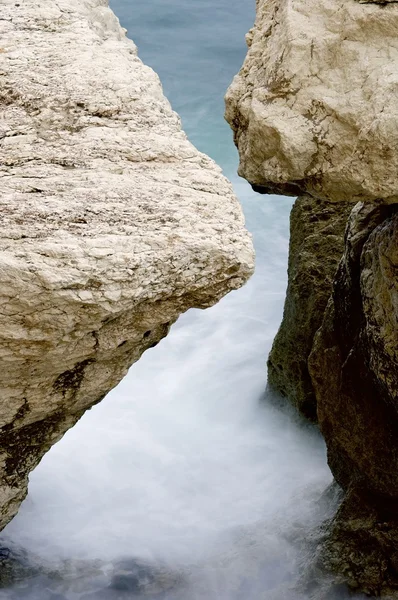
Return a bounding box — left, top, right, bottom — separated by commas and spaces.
79, 558, 184, 599
0, 547, 184, 599
309, 203, 398, 595
0, 0, 254, 532
226, 0, 398, 594
267, 196, 352, 421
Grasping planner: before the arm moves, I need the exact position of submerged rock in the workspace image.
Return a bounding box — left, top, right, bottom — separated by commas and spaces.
0, 548, 184, 599
0, 545, 42, 588
309, 203, 398, 595
0, 0, 254, 533
0, 541, 108, 598
80, 557, 184, 599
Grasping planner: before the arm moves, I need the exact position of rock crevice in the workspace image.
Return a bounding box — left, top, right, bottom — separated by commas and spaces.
267, 195, 352, 421
0, 0, 254, 531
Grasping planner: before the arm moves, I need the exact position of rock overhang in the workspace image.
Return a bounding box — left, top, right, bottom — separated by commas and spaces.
0, 0, 254, 531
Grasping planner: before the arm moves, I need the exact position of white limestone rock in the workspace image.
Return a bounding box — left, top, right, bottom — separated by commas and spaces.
225, 0, 398, 593
0, 0, 254, 530
225, 0, 398, 204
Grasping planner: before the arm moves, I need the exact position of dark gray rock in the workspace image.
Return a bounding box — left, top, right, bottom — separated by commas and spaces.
81, 558, 183, 599
267, 195, 352, 420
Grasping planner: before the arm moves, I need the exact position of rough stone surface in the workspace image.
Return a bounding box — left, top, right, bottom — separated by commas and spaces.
226, 0, 398, 593
308, 203, 398, 595
317, 489, 398, 598
0, 0, 254, 532
267, 196, 352, 420
225, 0, 398, 204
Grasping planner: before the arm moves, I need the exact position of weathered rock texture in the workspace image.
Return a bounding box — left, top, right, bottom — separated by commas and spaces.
225, 0, 398, 204
0, 0, 254, 532
309, 203, 398, 595
226, 0, 398, 594
267, 196, 352, 421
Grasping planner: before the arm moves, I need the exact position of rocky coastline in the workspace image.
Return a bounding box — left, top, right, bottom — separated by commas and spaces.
0, 0, 253, 536
226, 0, 398, 593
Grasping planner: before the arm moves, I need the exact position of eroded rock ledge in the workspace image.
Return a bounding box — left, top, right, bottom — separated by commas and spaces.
226, 0, 398, 594
0, 0, 254, 532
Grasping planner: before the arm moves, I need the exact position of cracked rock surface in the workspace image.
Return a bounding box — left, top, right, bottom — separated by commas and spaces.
225, 0, 398, 203
309, 203, 398, 595
226, 0, 398, 594
0, 0, 254, 531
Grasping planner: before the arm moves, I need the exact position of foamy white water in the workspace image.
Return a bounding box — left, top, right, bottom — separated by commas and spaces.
3, 187, 334, 598
1, 1, 349, 598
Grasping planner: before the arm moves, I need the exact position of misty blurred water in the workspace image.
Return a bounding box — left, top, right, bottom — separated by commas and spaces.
0, 0, 349, 598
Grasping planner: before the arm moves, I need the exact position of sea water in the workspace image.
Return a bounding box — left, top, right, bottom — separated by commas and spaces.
1, 0, 349, 598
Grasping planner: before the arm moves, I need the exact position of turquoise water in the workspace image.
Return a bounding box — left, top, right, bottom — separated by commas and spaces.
1, 1, 343, 599
111, 0, 251, 165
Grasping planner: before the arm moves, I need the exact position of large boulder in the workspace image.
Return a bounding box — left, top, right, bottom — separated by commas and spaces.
225, 0, 398, 204
0, 0, 254, 531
